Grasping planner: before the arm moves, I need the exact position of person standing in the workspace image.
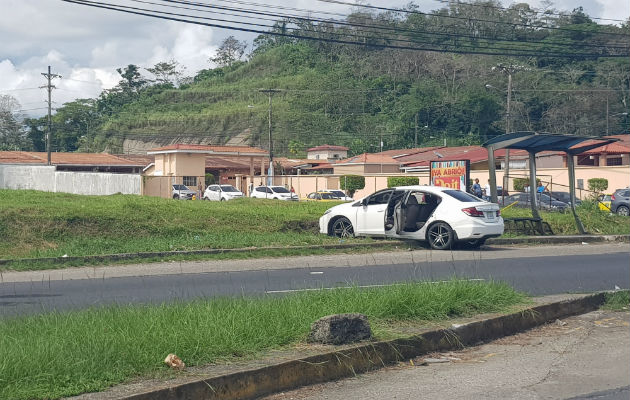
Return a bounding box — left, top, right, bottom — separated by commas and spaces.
472, 178, 483, 198
197, 180, 203, 200
484, 179, 492, 200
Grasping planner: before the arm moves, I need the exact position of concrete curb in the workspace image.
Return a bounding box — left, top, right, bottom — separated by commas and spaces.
120, 293, 607, 400
1, 235, 628, 267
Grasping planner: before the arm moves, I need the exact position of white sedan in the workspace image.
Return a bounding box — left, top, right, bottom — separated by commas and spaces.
319, 185, 503, 250
203, 184, 244, 201
250, 185, 298, 201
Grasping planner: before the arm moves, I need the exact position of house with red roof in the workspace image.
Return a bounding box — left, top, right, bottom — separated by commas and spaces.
306, 144, 349, 161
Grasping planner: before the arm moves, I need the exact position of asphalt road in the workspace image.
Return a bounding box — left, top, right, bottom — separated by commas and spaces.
1, 243, 628, 316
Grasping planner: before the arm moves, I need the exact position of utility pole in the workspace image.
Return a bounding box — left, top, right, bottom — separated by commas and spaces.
492, 63, 523, 198
504, 70, 512, 195
40, 66, 61, 165
258, 89, 281, 181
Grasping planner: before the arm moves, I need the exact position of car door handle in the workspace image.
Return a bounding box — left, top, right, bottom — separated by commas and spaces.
377, 210, 384, 212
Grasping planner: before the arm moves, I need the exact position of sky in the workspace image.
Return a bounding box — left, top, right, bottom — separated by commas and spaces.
0, 0, 627, 118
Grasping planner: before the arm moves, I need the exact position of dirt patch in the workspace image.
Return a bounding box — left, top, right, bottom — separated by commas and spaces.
279, 220, 320, 233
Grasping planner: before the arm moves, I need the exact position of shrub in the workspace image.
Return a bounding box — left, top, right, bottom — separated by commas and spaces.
387, 176, 419, 188
588, 178, 608, 193
513, 177, 540, 192
340, 175, 365, 197
205, 173, 216, 186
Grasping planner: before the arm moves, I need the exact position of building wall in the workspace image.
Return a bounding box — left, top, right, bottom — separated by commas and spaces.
0, 165, 141, 195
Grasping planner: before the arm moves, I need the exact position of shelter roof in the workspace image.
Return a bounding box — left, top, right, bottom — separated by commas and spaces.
483, 132, 619, 154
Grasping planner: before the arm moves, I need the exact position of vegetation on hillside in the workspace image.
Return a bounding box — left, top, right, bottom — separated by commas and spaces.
7, 1, 630, 155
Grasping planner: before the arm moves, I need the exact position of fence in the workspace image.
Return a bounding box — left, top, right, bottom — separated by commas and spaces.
0, 165, 141, 195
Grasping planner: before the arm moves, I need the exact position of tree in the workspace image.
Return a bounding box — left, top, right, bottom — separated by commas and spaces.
146, 60, 187, 87
340, 175, 365, 197
0, 94, 28, 150
210, 36, 248, 67
116, 64, 148, 93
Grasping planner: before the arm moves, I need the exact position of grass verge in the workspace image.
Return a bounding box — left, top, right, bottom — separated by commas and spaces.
602, 290, 630, 311
0, 279, 527, 400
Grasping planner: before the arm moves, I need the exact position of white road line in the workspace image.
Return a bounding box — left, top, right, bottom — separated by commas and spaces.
309, 271, 324, 275
265, 278, 485, 294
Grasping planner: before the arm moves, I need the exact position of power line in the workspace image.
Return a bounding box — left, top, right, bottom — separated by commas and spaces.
61, 0, 629, 58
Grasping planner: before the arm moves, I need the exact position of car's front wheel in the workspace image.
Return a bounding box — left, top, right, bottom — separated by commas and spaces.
427, 222, 454, 250
616, 205, 629, 216
331, 217, 354, 238
173, 194, 179, 200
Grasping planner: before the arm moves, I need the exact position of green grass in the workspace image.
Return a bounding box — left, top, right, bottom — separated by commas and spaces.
0, 189, 352, 260
500, 201, 630, 236
0, 279, 527, 400
602, 291, 630, 311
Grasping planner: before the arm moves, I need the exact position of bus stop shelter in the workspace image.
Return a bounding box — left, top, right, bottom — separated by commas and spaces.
483, 132, 618, 234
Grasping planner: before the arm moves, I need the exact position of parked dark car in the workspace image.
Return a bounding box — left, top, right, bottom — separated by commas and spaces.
504, 192, 568, 212
611, 188, 630, 216
549, 191, 582, 207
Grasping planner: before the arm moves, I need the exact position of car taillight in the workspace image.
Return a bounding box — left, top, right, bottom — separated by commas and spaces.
611, 194, 616, 201
496, 210, 501, 217
462, 207, 484, 217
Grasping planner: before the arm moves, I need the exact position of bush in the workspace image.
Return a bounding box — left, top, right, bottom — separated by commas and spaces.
588, 178, 608, 193
513, 177, 540, 192
387, 176, 419, 188
340, 175, 365, 197
205, 173, 216, 186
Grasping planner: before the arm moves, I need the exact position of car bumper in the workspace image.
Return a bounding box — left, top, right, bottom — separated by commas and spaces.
319, 215, 330, 234
453, 218, 504, 240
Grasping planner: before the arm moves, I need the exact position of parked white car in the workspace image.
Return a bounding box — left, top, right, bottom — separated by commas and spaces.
250, 185, 298, 201
319, 185, 503, 250
203, 184, 244, 201
172, 184, 196, 200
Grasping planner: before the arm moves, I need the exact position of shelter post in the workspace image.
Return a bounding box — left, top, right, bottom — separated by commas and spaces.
566, 153, 586, 234
487, 145, 498, 203
528, 152, 541, 221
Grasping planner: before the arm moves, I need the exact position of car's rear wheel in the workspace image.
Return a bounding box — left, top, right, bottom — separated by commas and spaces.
220, 197, 226, 201
173, 194, 179, 199
331, 217, 354, 238
427, 222, 454, 250
617, 205, 629, 216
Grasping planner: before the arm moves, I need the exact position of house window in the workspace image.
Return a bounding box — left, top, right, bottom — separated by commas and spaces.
607, 157, 622, 166
183, 176, 197, 187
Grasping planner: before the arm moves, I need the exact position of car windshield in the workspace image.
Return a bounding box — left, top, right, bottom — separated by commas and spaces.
443, 190, 480, 202
173, 184, 189, 190
272, 187, 290, 193
220, 185, 239, 192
